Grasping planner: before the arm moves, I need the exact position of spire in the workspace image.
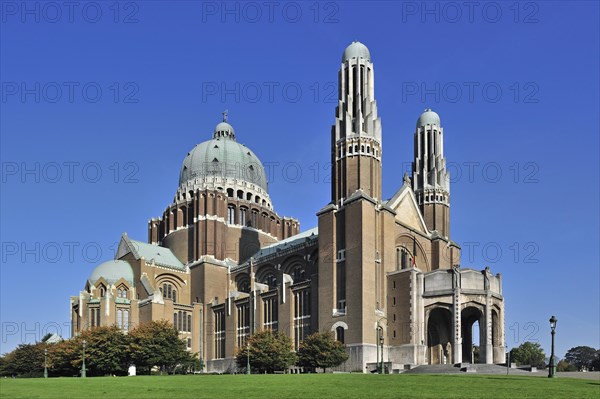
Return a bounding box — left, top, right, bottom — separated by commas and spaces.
411, 108, 450, 237
222, 109, 228, 122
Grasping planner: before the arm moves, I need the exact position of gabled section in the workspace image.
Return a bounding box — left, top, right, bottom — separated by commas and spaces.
386, 183, 429, 234
116, 233, 185, 271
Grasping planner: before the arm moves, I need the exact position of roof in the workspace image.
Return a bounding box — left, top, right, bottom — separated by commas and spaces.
245, 227, 318, 264
416, 108, 441, 128
179, 118, 268, 192
116, 234, 185, 271
342, 41, 371, 62
89, 260, 135, 286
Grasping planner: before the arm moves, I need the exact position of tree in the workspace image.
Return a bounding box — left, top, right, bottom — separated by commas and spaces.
80, 326, 131, 376
591, 351, 600, 371
564, 346, 598, 371
509, 342, 546, 368
127, 320, 189, 374
0, 343, 46, 377
297, 331, 348, 372
47, 338, 80, 377
235, 330, 297, 373
556, 359, 577, 372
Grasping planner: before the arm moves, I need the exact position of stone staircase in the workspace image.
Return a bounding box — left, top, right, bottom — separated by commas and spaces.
403, 364, 533, 375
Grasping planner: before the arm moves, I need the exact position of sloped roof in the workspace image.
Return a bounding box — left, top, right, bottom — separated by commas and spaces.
245, 227, 318, 264
116, 234, 185, 271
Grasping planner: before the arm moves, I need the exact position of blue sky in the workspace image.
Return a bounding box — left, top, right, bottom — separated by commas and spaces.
1, 1, 598, 359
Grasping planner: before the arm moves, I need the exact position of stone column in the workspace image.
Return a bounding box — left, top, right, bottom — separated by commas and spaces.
452, 267, 462, 364
483, 293, 493, 364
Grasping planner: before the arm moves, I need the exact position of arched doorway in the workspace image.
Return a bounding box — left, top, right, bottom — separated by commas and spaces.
461, 306, 483, 363
426, 307, 452, 365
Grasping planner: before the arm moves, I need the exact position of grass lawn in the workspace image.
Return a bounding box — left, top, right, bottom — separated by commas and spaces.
1, 374, 598, 399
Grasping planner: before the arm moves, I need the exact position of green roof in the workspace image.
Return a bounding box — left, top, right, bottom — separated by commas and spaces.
117, 234, 185, 271
89, 260, 135, 286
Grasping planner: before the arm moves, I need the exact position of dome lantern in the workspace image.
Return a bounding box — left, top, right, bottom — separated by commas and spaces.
213, 110, 236, 140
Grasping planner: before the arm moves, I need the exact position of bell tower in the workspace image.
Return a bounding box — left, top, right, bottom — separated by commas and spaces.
411, 109, 450, 237
318, 41, 393, 372
331, 41, 382, 203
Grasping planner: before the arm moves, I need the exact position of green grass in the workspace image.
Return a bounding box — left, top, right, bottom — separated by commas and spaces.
1, 374, 598, 399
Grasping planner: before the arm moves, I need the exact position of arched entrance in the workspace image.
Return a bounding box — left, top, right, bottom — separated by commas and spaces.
426, 307, 452, 365
461, 306, 483, 363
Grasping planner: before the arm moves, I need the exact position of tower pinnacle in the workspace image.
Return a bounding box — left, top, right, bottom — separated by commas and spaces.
411, 108, 450, 237
330, 41, 382, 203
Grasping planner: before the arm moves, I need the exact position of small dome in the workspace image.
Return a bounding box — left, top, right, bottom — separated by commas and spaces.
342, 41, 371, 62
214, 121, 235, 139
416, 108, 441, 128
89, 260, 134, 286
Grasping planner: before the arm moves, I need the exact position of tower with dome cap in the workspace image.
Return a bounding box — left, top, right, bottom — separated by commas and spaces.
412, 108, 451, 238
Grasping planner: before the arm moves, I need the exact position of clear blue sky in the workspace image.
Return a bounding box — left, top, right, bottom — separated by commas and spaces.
1, 1, 598, 359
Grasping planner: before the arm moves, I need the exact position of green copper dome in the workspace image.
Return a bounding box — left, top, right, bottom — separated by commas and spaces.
179, 118, 268, 192
342, 41, 371, 62
416, 108, 441, 128
89, 260, 134, 285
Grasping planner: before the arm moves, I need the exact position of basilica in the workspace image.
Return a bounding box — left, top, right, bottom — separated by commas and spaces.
71, 42, 506, 373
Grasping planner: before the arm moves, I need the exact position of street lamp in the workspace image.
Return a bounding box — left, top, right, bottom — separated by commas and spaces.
81, 339, 87, 378
548, 316, 557, 378
376, 325, 384, 374
246, 340, 251, 375
44, 348, 48, 378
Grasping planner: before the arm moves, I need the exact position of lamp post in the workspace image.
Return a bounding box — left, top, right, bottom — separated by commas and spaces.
376, 325, 384, 374
548, 316, 557, 378
44, 348, 48, 378
81, 339, 87, 378
246, 340, 251, 375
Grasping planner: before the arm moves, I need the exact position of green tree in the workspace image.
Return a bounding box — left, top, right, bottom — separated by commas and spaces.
297, 331, 349, 372
128, 320, 188, 374
556, 359, 577, 372
591, 351, 600, 371
47, 338, 80, 377
236, 330, 297, 373
0, 343, 46, 377
81, 326, 131, 376
509, 342, 546, 368
564, 346, 598, 371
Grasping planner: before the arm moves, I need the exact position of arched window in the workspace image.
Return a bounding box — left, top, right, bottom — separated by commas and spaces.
240, 208, 247, 226
227, 188, 234, 198
167, 284, 172, 299
237, 278, 250, 293
336, 326, 345, 343
173, 290, 177, 303
291, 265, 306, 283
228, 205, 236, 224
237, 190, 244, 199
263, 273, 277, 288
